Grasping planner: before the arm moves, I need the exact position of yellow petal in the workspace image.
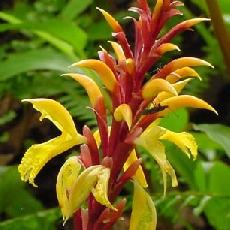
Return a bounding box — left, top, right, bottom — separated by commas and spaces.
56, 156, 82, 222
166, 67, 201, 83
96, 7, 122, 32
124, 150, 148, 188
109, 41, 126, 62
72, 59, 117, 91
160, 95, 218, 115
22, 99, 82, 137
172, 78, 192, 94
142, 78, 178, 101
19, 99, 85, 186
93, 127, 111, 148
126, 58, 135, 75
69, 165, 105, 220
136, 122, 178, 194
92, 167, 116, 210
114, 104, 133, 129
152, 0, 163, 21
160, 130, 198, 159
157, 57, 213, 78
130, 181, 157, 230
157, 43, 180, 55
184, 18, 210, 28
154, 79, 191, 104
93, 129, 101, 148
64, 73, 103, 107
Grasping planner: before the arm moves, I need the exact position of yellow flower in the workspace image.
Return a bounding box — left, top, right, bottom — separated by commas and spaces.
18, 99, 86, 186
136, 120, 199, 195
56, 156, 115, 222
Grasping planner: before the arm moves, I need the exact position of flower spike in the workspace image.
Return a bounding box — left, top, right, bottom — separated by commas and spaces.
18, 1, 217, 228
72, 59, 117, 91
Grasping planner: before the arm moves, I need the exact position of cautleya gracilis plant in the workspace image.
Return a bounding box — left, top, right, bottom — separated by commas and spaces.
18, 0, 217, 229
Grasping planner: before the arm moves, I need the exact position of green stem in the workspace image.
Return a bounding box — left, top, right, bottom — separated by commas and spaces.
205, 0, 230, 76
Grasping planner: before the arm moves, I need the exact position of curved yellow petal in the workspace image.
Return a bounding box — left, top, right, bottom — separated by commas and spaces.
160, 130, 198, 159
157, 57, 213, 78
96, 7, 122, 32
157, 43, 180, 55
166, 67, 201, 83
92, 167, 116, 210
152, 0, 163, 21
56, 156, 82, 223
172, 78, 192, 94
109, 41, 126, 62
22, 99, 81, 136
72, 59, 117, 91
184, 18, 210, 28
130, 181, 157, 230
160, 95, 218, 115
142, 78, 178, 101
114, 104, 133, 129
124, 150, 148, 188
64, 73, 103, 107
154, 79, 191, 104
18, 99, 85, 186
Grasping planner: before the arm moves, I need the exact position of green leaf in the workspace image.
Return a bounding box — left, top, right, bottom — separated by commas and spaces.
130, 182, 157, 230
204, 198, 230, 230
194, 124, 230, 157
208, 162, 230, 196
0, 166, 43, 218
0, 48, 73, 81
160, 108, 188, 132
0, 12, 87, 57
0, 208, 60, 230
191, 132, 223, 152
60, 0, 93, 20
194, 161, 230, 195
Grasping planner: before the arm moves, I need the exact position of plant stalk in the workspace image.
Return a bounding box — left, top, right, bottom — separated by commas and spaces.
205, 0, 230, 76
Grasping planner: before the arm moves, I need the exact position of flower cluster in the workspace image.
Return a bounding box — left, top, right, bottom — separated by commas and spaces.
18, 0, 217, 229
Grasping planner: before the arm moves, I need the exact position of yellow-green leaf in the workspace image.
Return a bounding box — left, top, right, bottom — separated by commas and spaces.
130, 182, 157, 230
